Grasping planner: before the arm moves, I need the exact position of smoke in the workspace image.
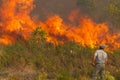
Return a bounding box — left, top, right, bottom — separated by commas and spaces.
31, 0, 120, 30
31, 0, 78, 21
0, 0, 120, 51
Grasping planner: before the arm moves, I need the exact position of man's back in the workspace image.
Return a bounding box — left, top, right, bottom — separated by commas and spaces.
95, 50, 107, 64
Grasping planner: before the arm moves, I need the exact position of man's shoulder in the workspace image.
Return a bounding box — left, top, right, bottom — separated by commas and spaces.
102, 50, 107, 54
95, 50, 107, 55
94, 50, 101, 55
102, 50, 107, 57
95, 50, 103, 52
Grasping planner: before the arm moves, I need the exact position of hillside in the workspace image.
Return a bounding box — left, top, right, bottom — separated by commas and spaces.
0, 0, 120, 80
0, 29, 120, 80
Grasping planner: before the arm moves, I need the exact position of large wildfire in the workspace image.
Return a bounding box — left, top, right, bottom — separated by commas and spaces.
0, 0, 36, 44
0, 0, 120, 51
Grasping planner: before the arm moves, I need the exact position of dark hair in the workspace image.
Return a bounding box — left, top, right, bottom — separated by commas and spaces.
99, 45, 105, 49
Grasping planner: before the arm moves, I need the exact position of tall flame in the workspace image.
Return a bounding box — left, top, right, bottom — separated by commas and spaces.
0, 0, 36, 44
39, 15, 120, 50
0, 0, 120, 51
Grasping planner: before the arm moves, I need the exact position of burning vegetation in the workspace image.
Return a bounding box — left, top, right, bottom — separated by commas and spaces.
0, 0, 120, 51
0, 0, 36, 44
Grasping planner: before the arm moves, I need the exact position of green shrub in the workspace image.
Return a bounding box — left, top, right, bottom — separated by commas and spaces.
98, 71, 115, 80
37, 72, 47, 80
0, 27, 119, 80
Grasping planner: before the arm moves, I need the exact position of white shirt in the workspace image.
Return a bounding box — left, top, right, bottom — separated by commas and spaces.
94, 50, 107, 64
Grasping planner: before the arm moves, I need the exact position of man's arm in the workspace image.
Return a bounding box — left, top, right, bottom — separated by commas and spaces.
93, 55, 96, 63
105, 58, 108, 64
93, 55, 96, 64
91, 53, 97, 66
105, 54, 108, 64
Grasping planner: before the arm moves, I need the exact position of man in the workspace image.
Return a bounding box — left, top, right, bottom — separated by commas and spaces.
92, 45, 108, 80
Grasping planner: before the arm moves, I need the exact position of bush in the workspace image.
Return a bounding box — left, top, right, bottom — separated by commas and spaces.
0, 28, 119, 79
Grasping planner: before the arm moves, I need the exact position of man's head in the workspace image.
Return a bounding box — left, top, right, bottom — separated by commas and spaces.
99, 45, 105, 49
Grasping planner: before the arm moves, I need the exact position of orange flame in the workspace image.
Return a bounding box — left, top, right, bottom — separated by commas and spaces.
39, 15, 120, 51
0, 0, 120, 51
0, 0, 36, 44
